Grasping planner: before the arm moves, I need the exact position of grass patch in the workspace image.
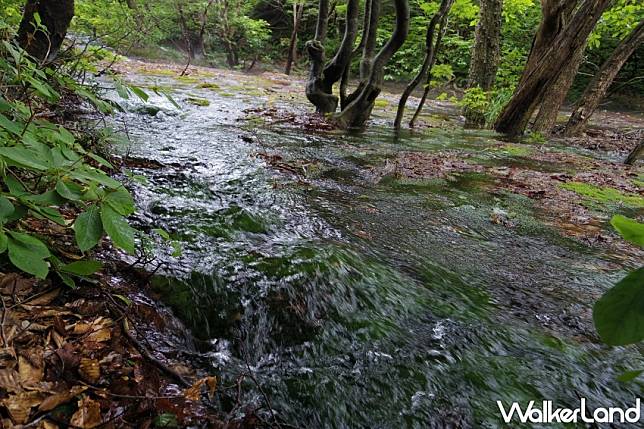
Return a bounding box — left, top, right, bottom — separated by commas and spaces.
186, 97, 210, 106
561, 182, 644, 208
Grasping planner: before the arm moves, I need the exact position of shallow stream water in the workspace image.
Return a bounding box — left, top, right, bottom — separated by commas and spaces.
111, 70, 642, 428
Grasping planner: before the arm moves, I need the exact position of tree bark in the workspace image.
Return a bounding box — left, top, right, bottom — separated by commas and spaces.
564, 19, 644, 136
494, 0, 613, 136
306, 0, 360, 114
530, 39, 586, 134
17, 0, 75, 62
394, 0, 455, 130
285, 1, 304, 75
625, 141, 643, 165
463, 0, 502, 128
334, 0, 410, 128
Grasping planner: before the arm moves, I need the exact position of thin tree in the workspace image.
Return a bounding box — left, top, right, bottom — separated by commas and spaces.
285, 0, 305, 75
394, 0, 455, 130
462, 0, 502, 128
17, 0, 75, 62
564, 19, 644, 136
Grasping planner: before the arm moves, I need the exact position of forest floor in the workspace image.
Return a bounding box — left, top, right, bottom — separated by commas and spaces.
1, 56, 642, 428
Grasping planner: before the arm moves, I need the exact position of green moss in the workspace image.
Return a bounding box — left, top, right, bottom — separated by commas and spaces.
139, 68, 177, 77
561, 182, 644, 208
196, 82, 221, 90
186, 97, 210, 106
494, 144, 533, 157
374, 99, 389, 108
177, 76, 200, 84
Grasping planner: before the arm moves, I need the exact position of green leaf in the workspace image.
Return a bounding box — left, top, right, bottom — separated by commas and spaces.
0, 113, 22, 135
0, 146, 49, 170
0, 196, 15, 221
113, 294, 132, 306
154, 413, 178, 428
60, 260, 103, 276
593, 267, 644, 346
153, 228, 170, 240
7, 231, 50, 279
74, 206, 103, 252
0, 231, 7, 253
56, 180, 84, 201
100, 204, 136, 254
611, 215, 644, 247
129, 85, 149, 102
617, 369, 643, 383
73, 166, 121, 189
105, 187, 135, 216
87, 152, 114, 169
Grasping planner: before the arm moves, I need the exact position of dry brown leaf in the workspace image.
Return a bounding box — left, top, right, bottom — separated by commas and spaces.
184, 376, 217, 402
18, 350, 44, 385
72, 322, 92, 335
0, 369, 20, 393
2, 391, 44, 424
79, 358, 101, 384
40, 420, 60, 429
23, 289, 60, 306
70, 396, 102, 429
39, 385, 87, 412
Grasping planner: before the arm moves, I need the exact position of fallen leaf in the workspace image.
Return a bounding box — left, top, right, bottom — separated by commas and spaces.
18, 349, 44, 385
2, 391, 44, 424
79, 358, 101, 383
70, 396, 102, 429
39, 386, 87, 412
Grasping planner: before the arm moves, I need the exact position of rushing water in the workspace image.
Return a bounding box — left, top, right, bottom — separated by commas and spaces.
111, 71, 642, 428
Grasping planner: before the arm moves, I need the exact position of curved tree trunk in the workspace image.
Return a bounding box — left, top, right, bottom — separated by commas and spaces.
340, 0, 373, 109
394, 0, 455, 130
408, 10, 449, 128
334, 0, 410, 128
17, 0, 75, 62
494, 0, 613, 136
306, 0, 360, 114
463, 0, 502, 128
564, 19, 644, 137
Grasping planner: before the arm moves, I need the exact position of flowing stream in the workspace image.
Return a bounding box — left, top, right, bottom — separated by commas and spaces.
110, 69, 642, 428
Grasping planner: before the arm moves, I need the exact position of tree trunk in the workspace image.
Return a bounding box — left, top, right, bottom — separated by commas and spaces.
394, 0, 455, 130
625, 141, 643, 165
463, 0, 502, 128
306, 0, 360, 114
285, 1, 304, 75
334, 0, 410, 128
494, 0, 613, 136
530, 40, 586, 134
564, 19, 644, 136
17, 0, 75, 62
408, 9, 450, 128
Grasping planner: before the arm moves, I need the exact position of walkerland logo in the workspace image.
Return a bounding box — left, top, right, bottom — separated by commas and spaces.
497, 398, 641, 424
